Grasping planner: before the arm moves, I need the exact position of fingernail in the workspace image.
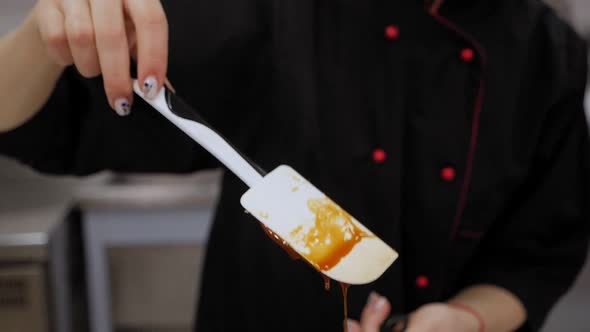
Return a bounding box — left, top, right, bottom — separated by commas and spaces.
374, 297, 387, 310
346, 319, 355, 331
368, 292, 379, 306
142, 76, 159, 99
114, 98, 132, 116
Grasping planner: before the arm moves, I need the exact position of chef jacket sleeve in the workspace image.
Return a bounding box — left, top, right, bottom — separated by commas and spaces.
459, 32, 590, 331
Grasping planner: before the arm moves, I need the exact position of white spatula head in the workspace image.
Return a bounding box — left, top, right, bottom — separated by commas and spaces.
240, 165, 398, 285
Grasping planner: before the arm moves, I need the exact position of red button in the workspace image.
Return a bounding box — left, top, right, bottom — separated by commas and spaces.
384, 25, 400, 40
372, 148, 387, 164
440, 166, 456, 182
416, 275, 430, 289
460, 48, 475, 62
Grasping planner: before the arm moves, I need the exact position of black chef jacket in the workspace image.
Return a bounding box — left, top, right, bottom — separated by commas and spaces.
1, 0, 590, 331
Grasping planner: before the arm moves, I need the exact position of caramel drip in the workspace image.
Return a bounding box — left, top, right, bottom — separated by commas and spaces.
290, 198, 371, 271
257, 198, 370, 332
341, 283, 350, 332
323, 275, 331, 291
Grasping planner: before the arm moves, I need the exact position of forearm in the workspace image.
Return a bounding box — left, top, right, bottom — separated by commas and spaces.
0, 9, 64, 133
449, 284, 527, 332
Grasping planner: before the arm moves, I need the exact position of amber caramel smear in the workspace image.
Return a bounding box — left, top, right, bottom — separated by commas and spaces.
290, 198, 371, 271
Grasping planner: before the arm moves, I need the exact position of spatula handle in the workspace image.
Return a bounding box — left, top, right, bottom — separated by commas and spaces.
133, 81, 265, 188
381, 314, 408, 332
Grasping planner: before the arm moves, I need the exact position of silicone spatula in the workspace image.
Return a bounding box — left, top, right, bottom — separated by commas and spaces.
133, 82, 398, 285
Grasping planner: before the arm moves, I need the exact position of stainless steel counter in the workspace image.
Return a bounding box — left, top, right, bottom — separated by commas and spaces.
75, 170, 221, 332
0, 159, 221, 332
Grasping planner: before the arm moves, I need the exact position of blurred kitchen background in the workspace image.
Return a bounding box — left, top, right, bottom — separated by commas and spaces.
0, 1, 589, 331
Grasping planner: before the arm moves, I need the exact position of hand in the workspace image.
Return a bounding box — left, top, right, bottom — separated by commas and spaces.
347, 293, 481, 332
32, 0, 169, 115
347, 292, 392, 332
403, 303, 480, 332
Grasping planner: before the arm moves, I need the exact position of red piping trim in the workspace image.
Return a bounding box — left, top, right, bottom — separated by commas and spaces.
429, 0, 445, 15
429, 13, 488, 241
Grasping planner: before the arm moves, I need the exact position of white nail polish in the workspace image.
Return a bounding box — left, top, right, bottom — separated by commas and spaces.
368, 292, 379, 306
114, 98, 131, 116
143, 76, 159, 100
346, 319, 355, 331
374, 297, 387, 310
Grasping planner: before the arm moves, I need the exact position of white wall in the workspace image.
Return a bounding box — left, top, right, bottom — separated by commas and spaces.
0, 0, 34, 34
568, 0, 590, 33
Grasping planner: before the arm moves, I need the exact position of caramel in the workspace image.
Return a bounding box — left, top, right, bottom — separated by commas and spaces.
291, 198, 371, 271
258, 197, 371, 332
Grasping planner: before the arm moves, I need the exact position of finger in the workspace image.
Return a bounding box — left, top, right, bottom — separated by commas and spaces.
360, 293, 391, 332
125, 17, 138, 59
124, 0, 168, 100
62, 0, 101, 77
347, 319, 362, 332
37, 0, 73, 66
90, 0, 133, 115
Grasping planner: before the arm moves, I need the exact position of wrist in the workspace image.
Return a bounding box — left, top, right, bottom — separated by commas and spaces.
0, 5, 65, 133
16, 6, 65, 73
447, 302, 485, 332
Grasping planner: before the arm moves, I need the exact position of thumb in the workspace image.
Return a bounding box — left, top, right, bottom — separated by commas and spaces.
360, 292, 391, 332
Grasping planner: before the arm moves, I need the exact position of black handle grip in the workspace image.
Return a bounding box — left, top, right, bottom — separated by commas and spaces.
380, 314, 409, 332
163, 88, 208, 124
162, 88, 267, 176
